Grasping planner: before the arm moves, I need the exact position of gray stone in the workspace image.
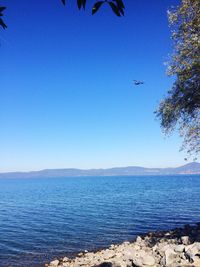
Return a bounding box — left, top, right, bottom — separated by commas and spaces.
63, 257, 70, 262
136, 236, 142, 243
112, 259, 127, 267
132, 257, 143, 267
174, 244, 185, 253
159, 256, 166, 266
185, 242, 200, 261
50, 260, 60, 267
78, 253, 84, 257
142, 255, 156, 266
181, 236, 190, 245
158, 244, 171, 254
102, 250, 115, 260
47, 225, 200, 267
123, 241, 130, 245
165, 248, 178, 266
122, 247, 136, 259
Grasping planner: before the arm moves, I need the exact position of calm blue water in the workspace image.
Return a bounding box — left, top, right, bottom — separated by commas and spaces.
0, 175, 200, 267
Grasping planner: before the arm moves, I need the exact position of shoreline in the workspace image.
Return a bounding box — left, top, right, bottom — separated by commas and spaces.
46, 223, 200, 267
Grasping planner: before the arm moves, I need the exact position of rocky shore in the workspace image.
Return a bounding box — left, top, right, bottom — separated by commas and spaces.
46, 223, 200, 267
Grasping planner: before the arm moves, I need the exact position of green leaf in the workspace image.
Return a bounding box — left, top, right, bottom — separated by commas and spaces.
82, 0, 86, 9
0, 18, 7, 29
77, 0, 86, 10
77, 0, 82, 9
0, 6, 6, 13
108, 1, 121, 16
92, 1, 104, 15
115, 0, 125, 16
115, 0, 125, 9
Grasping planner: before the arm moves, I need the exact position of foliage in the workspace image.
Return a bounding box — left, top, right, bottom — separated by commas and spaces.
62, 0, 125, 16
0, 0, 125, 29
0, 6, 6, 29
156, 0, 200, 157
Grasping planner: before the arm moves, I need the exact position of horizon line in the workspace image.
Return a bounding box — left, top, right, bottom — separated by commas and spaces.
0, 161, 198, 174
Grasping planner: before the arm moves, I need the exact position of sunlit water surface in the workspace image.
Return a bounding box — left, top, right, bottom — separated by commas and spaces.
0, 175, 200, 267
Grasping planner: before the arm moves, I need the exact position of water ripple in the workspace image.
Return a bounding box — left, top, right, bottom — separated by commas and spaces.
0, 175, 200, 266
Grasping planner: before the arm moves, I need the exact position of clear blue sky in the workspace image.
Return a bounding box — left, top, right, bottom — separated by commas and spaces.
1, 0, 193, 172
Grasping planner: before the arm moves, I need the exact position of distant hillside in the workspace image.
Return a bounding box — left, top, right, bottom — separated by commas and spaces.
0, 162, 200, 179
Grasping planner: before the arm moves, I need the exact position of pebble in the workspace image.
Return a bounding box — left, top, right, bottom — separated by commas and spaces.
181, 235, 190, 245
49, 259, 59, 267
46, 223, 200, 267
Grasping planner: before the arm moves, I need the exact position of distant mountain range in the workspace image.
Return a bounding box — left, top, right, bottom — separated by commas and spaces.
0, 162, 200, 179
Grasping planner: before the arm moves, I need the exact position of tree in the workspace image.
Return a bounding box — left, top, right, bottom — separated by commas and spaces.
0, 0, 125, 29
156, 0, 200, 158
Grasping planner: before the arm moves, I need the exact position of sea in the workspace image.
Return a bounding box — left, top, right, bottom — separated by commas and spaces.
0, 175, 200, 267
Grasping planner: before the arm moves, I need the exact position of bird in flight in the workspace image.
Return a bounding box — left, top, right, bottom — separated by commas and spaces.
133, 80, 144, 85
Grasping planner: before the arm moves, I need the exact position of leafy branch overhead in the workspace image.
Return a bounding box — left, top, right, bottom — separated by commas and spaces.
61, 0, 125, 16
0, 0, 125, 30
0, 6, 7, 29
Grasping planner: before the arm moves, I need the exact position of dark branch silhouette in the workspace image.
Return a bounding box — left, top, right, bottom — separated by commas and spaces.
0, 0, 125, 30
